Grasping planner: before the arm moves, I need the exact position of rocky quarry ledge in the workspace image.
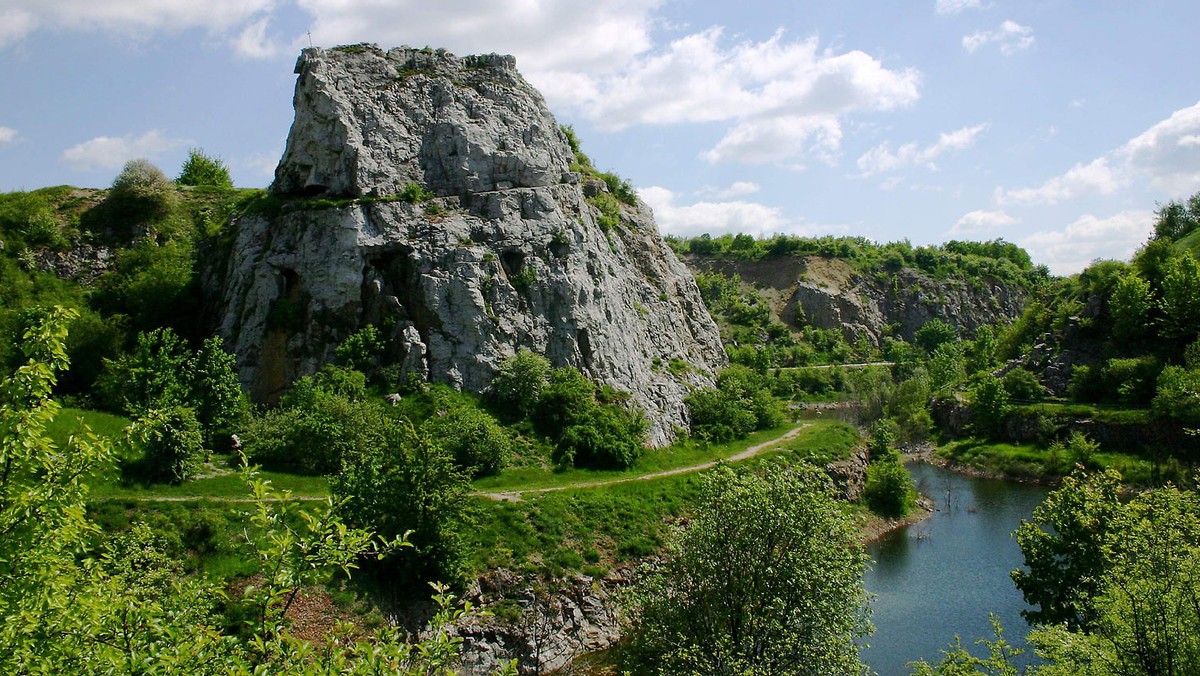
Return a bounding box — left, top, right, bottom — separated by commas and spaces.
217, 45, 726, 445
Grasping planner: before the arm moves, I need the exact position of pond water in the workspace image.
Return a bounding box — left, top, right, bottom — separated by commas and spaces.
861, 463, 1052, 675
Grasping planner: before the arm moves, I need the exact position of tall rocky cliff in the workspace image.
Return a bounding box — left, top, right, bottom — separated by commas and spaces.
217, 45, 725, 445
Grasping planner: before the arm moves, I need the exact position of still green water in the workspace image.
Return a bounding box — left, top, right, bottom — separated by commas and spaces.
862, 463, 1051, 675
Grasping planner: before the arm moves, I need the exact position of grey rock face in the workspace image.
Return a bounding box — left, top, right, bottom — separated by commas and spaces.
690, 254, 1027, 345
219, 45, 725, 445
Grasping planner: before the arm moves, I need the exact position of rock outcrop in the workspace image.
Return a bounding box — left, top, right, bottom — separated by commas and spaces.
217, 45, 725, 445
690, 254, 1027, 344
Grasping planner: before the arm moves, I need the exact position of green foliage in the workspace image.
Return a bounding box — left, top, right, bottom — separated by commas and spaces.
1001, 368, 1044, 402
1151, 193, 1200, 243
421, 405, 513, 477
1158, 250, 1200, 344
623, 466, 871, 675
916, 318, 958, 354
96, 327, 191, 415
908, 615, 1022, 676
1020, 475, 1200, 676
1151, 365, 1200, 426
1109, 272, 1152, 344
0, 307, 510, 673
588, 189, 622, 232
242, 367, 373, 474
599, 171, 637, 205
969, 376, 1010, 439
686, 366, 785, 443
92, 236, 198, 333
554, 404, 647, 470
398, 182, 435, 203
332, 419, 471, 585
188, 336, 247, 447
128, 405, 205, 484
863, 457, 917, 518
867, 418, 898, 462
176, 148, 233, 190
0, 188, 69, 249
1012, 467, 1124, 627
335, 325, 385, 375
93, 159, 178, 239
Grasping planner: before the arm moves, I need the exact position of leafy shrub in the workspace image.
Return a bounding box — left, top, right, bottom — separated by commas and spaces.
335, 325, 385, 375
532, 367, 596, 440
970, 375, 1011, 439
398, 182, 434, 203
687, 366, 785, 442
175, 148, 233, 190
915, 318, 957, 353
332, 419, 470, 584
554, 405, 646, 470
187, 337, 247, 448
588, 191, 622, 232
1002, 368, 1045, 402
94, 159, 178, 238
421, 406, 513, 477
91, 237, 197, 333
129, 406, 205, 484
863, 457, 916, 518
1151, 366, 1200, 426
96, 328, 191, 415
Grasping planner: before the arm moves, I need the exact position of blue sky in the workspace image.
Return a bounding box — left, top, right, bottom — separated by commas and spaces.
2, 1, 1199, 274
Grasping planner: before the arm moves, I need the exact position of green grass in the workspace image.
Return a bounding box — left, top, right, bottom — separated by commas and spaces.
472, 421, 856, 493
1010, 402, 1152, 426
938, 437, 1176, 485
465, 420, 861, 576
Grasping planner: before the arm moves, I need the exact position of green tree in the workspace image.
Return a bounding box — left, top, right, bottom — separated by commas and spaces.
175, 148, 234, 190
969, 376, 1010, 439
491, 349, 551, 419
129, 405, 205, 484
187, 336, 246, 448
1109, 272, 1152, 345
624, 466, 871, 675
864, 458, 917, 518
1001, 368, 1044, 402
908, 615, 1022, 676
1151, 365, 1200, 426
1158, 251, 1200, 344
101, 158, 178, 233
916, 318, 958, 354
335, 325, 385, 376
1025, 482, 1200, 676
554, 404, 646, 469
332, 419, 471, 585
421, 405, 513, 477
1011, 468, 1124, 627
96, 327, 191, 415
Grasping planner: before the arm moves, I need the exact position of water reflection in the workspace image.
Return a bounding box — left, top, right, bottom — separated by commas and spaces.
862, 463, 1051, 675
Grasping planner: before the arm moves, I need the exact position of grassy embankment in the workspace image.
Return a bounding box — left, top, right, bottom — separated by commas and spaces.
59, 405, 862, 578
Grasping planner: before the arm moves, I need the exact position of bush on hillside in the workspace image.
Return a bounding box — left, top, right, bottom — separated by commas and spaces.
176, 148, 233, 190
421, 406, 514, 477
128, 406, 205, 484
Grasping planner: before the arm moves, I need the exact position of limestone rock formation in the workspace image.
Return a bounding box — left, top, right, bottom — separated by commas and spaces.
217, 45, 725, 445
689, 254, 1027, 345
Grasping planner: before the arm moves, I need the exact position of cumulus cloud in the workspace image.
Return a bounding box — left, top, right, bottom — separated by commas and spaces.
61, 130, 189, 171
1022, 210, 1156, 275
996, 158, 1122, 206
856, 123, 987, 177
0, 0, 278, 46
935, 0, 985, 15
564, 28, 919, 166
997, 101, 1200, 205
232, 16, 280, 59
0, 127, 17, 144
963, 20, 1035, 55
696, 181, 761, 199
949, 209, 1016, 236
640, 185, 813, 238
298, 0, 661, 76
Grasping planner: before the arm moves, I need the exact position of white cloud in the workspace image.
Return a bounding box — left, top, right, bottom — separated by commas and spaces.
298, 0, 661, 76
963, 20, 1035, 55
60, 130, 189, 171
0, 0, 278, 46
640, 185, 817, 238
0, 127, 17, 144
1117, 101, 1200, 193
1022, 210, 1155, 275
696, 181, 761, 199
564, 27, 919, 166
232, 16, 279, 59
996, 157, 1122, 205
856, 123, 987, 177
936, 0, 984, 15
950, 209, 1016, 236
997, 101, 1200, 205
